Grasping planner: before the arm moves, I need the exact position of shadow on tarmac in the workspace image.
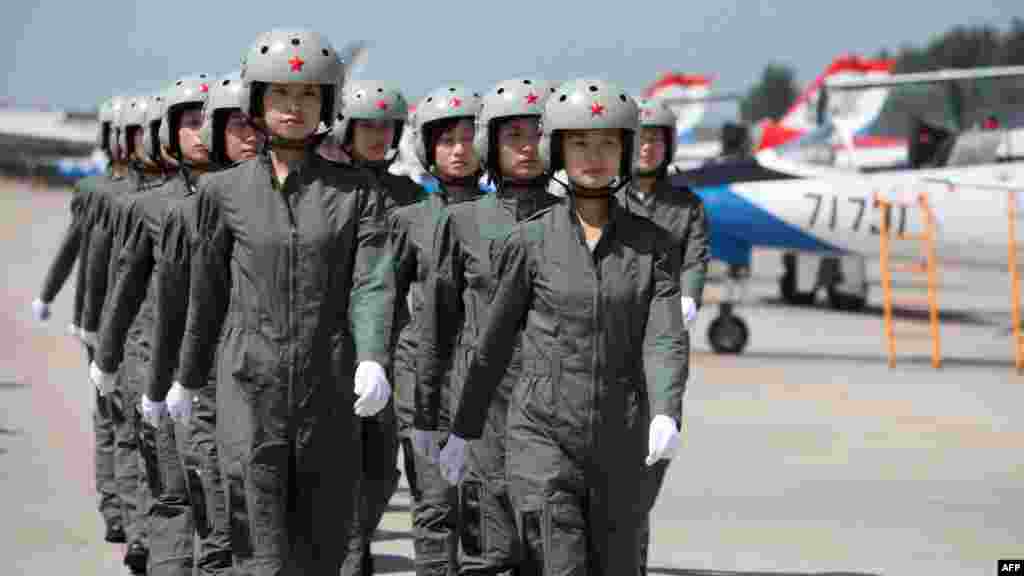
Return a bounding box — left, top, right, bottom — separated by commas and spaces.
733, 349, 1016, 370
755, 297, 992, 327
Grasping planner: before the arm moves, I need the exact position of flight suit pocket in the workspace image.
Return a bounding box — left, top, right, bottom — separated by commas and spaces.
544, 491, 586, 575
517, 373, 555, 426
459, 480, 484, 558
227, 330, 274, 401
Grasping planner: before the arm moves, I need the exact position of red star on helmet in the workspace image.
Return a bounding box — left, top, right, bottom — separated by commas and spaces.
590, 102, 606, 117
289, 55, 305, 72
376, 100, 389, 110
199, 83, 209, 93
525, 93, 539, 105
450, 97, 463, 108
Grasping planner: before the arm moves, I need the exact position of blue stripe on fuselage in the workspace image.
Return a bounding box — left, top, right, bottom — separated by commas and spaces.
694, 184, 843, 266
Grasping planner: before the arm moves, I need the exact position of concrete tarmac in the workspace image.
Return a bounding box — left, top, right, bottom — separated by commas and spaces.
3, 180, 1022, 575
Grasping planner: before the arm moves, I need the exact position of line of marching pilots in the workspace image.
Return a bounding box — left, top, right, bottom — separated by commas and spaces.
30, 27, 708, 576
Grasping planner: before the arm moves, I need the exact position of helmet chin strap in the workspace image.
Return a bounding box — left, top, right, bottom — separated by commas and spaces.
267, 134, 311, 151
559, 173, 630, 199
344, 145, 391, 171
435, 170, 479, 188
493, 171, 548, 194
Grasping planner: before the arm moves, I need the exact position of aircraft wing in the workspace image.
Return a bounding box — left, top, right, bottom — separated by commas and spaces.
825, 65, 1024, 91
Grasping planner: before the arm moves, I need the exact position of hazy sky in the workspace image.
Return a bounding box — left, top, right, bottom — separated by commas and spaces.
1, 0, 1018, 122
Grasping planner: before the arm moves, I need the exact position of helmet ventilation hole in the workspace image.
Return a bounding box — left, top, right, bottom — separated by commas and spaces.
260, 46, 269, 54
588, 85, 598, 92
291, 38, 301, 46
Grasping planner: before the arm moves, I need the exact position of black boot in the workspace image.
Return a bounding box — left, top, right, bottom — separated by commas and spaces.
123, 541, 149, 574
104, 522, 126, 544
362, 540, 374, 576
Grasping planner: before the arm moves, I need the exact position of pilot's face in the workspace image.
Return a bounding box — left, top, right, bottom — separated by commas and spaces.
433, 119, 478, 180
497, 116, 542, 181
130, 126, 146, 161
351, 119, 396, 163
262, 83, 322, 141
562, 129, 623, 189
636, 127, 667, 173
178, 108, 209, 164
223, 110, 262, 163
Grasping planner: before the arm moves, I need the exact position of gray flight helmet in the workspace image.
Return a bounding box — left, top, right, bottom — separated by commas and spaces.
412, 84, 482, 169
158, 74, 211, 157
333, 80, 408, 149
473, 77, 553, 172
634, 98, 677, 174
238, 29, 342, 126
117, 95, 150, 160
538, 78, 640, 176
200, 71, 245, 165
142, 92, 167, 164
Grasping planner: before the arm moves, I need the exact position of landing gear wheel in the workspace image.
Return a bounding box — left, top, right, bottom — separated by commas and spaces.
827, 286, 867, 312
708, 314, 749, 354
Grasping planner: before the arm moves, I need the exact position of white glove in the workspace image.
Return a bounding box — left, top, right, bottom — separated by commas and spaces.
645, 414, 681, 466
80, 330, 98, 348
411, 428, 443, 463
140, 394, 167, 428
166, 381, 193, 427
680, 296, 698, 329
438, 434, 468, 486
89, 361, 117, 396
353, 361, 390, 417
31, 298, 51, 322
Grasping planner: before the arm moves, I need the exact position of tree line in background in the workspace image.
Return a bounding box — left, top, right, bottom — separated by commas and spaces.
740, 18, 1024, 125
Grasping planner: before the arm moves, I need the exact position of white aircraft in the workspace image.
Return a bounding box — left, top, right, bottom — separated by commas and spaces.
643, 55, 904, 171
0, 103, 106, 179
677, 65, 1024, 354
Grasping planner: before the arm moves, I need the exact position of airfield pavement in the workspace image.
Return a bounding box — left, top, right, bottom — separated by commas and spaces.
2, 179, 1022, 575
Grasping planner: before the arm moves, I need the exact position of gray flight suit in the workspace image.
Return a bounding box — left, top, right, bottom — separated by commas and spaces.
95, 172, 200, 575
149, 181, 234, 576
392, 179, 483, 576
450, 198, 688, 576
88, 167, 169, 562
341, 166, 427, 576
37, 173, 124, 539
175, 152, 395, 575
618, 179, 708, 575
416, 182, 561, 574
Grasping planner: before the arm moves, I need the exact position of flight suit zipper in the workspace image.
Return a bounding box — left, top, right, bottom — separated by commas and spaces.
573, 211, 601, 451
279, 172, 299, 413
